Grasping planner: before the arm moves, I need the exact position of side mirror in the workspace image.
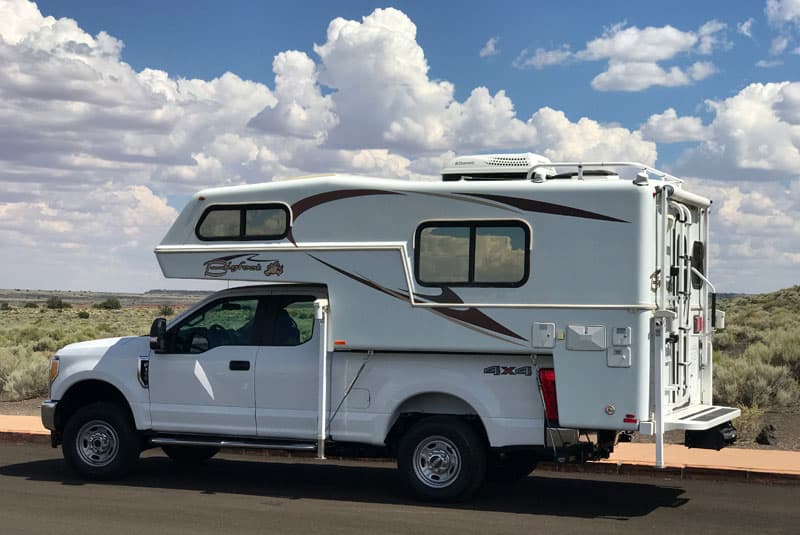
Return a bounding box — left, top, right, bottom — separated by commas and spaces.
149, 318, 167, 352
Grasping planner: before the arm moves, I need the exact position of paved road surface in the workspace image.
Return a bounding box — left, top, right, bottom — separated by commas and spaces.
0, 442, 796, 534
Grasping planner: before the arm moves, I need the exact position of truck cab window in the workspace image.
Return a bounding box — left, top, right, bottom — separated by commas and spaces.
172, 298, 260, 353
270, 297, 314, 346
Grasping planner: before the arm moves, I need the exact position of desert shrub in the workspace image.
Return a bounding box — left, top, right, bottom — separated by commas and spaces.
23, 302, 38, 309
0, 303, 11, 311
714, 356, 800, 408
0, 347, 50, 400
157, 304, 175, 316
94, 298, 121, 310
1, 349, 50, 400
46, 296, 71, 309
77, 310, 90, 319
31, 338, 58, 352
766, 329, 800, 378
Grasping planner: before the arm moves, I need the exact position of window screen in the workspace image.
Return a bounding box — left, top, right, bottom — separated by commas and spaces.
196, 204, 289, 241
474, 226, 526, 283
245, 208, 287, 237
198, 209, 240, 239
418, 226, 470, 283
415, 221, 530, 287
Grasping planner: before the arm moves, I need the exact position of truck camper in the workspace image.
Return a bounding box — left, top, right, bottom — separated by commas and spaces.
43, 152, 739, 501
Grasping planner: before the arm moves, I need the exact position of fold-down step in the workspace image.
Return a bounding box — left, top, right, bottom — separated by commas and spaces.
664, 404, 741, 431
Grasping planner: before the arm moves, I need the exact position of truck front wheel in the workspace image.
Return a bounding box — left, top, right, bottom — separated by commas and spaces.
398, 417, 486, 502
62, 402, 140, 480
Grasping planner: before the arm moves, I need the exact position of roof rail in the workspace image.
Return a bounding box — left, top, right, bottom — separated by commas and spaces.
527, 162, 684, 184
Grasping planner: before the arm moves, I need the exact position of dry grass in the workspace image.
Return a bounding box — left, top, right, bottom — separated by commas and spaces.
0, 305, 180, 400
713, 285, 800, 409
1, 285, 799, 410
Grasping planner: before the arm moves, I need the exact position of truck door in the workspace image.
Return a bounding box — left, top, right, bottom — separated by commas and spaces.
255, 295, 320, 439
148, 296, 263, 436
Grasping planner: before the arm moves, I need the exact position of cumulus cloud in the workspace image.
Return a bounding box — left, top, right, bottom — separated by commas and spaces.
512, 46, 572, 69
639, 108, 708, 143
247, 50, 337, 141
755, 58, 784, 67
516, 21, 726, 91
689, 178, 800, 291
737, 17, 755, 37
0, 1, 660, 291
527, 108, 656, 163
766, 0, 800, 27
479, 37, 499, 58
675, 82, 800, 179
771, 35, 790, 54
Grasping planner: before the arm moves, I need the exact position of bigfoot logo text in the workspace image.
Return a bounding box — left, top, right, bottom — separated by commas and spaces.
203, 254, 284, 278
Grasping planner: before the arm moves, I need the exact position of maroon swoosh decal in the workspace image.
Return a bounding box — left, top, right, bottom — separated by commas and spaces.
308, 254, 409, 302
308, 255, 527, 342
412, 287, 463, 304
462, 193, 628, 223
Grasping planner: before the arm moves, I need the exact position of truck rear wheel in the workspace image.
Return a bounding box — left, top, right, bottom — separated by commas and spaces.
162, 445, 219, 464
398, 417, 486, 502
62, 402, 140, 480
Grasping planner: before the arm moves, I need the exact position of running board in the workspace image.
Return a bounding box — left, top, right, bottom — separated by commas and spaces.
150, 436, 318, 451
664, 404, 741, 431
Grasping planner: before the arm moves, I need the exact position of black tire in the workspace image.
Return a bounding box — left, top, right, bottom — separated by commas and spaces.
398, 417, 487, 502
62, 402, 140, 480
487, 450, 537, 483
162, 445, 220, 464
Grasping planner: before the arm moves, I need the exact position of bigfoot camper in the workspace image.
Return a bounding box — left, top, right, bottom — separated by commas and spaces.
42, 153, 737, 501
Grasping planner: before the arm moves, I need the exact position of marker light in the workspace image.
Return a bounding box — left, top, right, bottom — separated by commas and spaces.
49, 356, 60, 385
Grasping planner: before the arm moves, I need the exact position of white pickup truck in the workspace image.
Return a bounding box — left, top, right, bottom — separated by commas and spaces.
42, 284, 558, 501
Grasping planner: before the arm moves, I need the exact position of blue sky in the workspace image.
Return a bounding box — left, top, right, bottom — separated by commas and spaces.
1, 0, 800, 292
35, 1, 788, 127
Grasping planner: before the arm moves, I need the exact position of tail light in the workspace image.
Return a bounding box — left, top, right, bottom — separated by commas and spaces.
693, 315, 704, 333
538, 368, 559, 425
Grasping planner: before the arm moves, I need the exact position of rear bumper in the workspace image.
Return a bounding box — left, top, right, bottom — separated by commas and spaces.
41, 400, 58, 431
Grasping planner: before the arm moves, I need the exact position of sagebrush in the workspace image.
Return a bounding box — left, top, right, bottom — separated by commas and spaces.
0, 306, 181, 400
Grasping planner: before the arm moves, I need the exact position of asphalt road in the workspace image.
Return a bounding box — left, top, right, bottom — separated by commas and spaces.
0, 442, 797, 535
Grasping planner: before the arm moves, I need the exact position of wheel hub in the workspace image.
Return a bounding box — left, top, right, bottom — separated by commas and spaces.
76, 420, 119, 467
413, 436, 462, 488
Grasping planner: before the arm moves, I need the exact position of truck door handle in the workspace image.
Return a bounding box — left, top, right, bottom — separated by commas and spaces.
229, 360, 251, 371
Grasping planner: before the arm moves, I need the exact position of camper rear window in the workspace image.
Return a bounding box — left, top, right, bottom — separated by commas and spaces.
196, 204, 289, 241
415, 221, 530, 287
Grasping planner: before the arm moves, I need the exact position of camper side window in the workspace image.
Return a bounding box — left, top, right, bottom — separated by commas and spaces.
415, 221, 530, 287
196, 204, 289, 241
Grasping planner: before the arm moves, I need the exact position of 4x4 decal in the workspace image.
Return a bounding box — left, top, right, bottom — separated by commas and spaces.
483, 365, 532, 376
